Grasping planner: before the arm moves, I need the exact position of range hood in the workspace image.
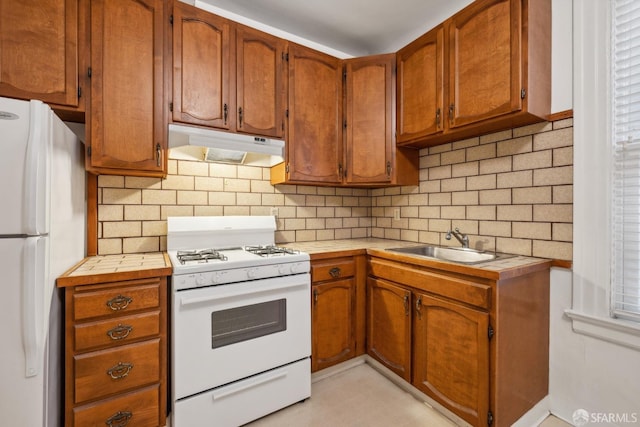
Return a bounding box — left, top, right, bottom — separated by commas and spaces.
168, 123, 284, 166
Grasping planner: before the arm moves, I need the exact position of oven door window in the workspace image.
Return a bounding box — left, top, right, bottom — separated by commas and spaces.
211, 299, 286, 349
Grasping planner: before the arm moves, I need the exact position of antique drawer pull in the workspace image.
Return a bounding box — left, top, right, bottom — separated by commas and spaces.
105, 411, 132, 427
329, 267, 341, 278
106, 324, 133, 340
106, 295, 132, 311
107, 362, 133, 380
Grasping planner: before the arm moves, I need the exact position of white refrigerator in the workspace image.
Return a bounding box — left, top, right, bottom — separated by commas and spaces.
0, 97, 86, 426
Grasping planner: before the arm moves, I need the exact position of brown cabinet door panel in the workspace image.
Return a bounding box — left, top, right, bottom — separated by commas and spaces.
397, 26, 444, 143
74, 339, 161, 404
448, 0, 522, 128
366, 277, 412, 381
89, 0, 165, 174
345, 54, 394, 184
73, 384, 160, 427
172, 2, 230, 128
413, 292, 489, 427
287, 44, 343, 184
0, 0, 79, 106
237, 25, 286, 137
311, 279, 356, 372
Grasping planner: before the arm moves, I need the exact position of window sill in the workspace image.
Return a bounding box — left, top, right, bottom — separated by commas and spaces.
565, 309, 640, 351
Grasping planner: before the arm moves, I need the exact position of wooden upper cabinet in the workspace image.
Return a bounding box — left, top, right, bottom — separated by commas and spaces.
172, 2, 231, 129
87, 0, 166, 176
398, 0, 550, 148
397, 26, 444, 143
285, 43, 343, 184
0, 0, 80, 108
345, 54, 394, 184
447, 0, 521, 128
236, 25, 287, 138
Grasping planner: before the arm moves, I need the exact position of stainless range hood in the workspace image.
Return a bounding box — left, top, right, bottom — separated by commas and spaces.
168, 123, 284, 166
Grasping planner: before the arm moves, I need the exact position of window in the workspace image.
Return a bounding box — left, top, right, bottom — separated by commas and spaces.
611, 0, 640, 322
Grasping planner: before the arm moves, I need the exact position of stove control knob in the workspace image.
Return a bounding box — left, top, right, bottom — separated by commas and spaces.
196, 275, 206, 286
247, 268, 257, 279
278, 264, 289, 275
211, 273, 220, 284
290, 263, 302, 274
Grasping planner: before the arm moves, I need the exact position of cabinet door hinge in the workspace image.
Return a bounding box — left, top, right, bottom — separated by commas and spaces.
169, 14, 173, 25
87, 146, 92, 157
521, 88, 526, 99
488, 410, 494, 426
343, 69, 347, 81
169, 102, 173, 112
78, 86, 82, 98
488, 324, 494, 340
343, 119, 347, 129
87, 67, 92, 78
285, 163, 290, 173
285, 109, 289, 118
282, 52, 289, 62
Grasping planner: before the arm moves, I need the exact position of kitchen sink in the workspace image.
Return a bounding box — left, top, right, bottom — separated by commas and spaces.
386, 245, 513, 265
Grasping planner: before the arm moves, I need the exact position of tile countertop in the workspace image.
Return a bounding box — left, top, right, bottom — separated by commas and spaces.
282, 238, 553, 281
56, 252, 173, 288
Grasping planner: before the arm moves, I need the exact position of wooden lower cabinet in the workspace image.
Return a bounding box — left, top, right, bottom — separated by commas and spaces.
367, 255, 550, 427
412, 292, 490, 427
63, 276, 168, 427
310, 254, 366, 372
366, 277, 412, 381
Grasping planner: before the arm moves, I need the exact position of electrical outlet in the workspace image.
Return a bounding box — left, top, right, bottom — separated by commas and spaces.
393, 208, 401, 221
270, 207, 279, 217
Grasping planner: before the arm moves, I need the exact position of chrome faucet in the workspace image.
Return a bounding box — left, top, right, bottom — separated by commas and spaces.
446, 228, 469, 248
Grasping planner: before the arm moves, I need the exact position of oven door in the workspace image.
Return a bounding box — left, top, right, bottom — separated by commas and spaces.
172, 273, 311, 400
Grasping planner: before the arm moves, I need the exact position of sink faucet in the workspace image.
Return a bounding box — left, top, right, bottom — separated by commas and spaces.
446, 228, 469, 248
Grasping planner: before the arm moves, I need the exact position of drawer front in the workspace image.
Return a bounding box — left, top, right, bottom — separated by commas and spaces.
73, 280, 161, 321
312, 258, 355, 282
74, 311, 161, 352
74, 339, 161, 404
73, 385, 160, 427
369, 258, 491, 309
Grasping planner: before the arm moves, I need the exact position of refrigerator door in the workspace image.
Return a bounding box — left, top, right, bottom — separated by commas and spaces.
0, 97, 50, 236
0, 236, 49, 427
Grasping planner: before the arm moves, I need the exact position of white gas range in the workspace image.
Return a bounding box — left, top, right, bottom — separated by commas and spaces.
167, 216, 311, 427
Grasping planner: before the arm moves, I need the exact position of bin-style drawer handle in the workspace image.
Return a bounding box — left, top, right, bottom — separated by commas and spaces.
329, 267, 341, 278
107, 362, 133, 380
106, 324, 133, 340
106, 294, 132, 311
106, 411, 132, 427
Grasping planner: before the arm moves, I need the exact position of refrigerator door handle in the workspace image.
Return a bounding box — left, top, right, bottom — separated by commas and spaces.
24, 100, 48, 235
23, 236, 46, 377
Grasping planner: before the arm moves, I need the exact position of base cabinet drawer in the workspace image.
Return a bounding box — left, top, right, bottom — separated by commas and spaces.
74, 310, 161, 352
73, 385, 160, 427
74, 339, 161, 404
73, 279, 161, 321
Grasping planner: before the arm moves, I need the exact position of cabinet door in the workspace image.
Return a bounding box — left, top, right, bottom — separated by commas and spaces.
367, 277, 412, 381
287, 44, 343, 184
311, 279, 356, 372
237, 25, 286, 138
88, 0, 165, 176
447, 0, 522, 129
396, 26, 444, 143
345, 54, 394, 184
412, 292, 490, 427
172, 2, 231, 129
0, 0, 79, 107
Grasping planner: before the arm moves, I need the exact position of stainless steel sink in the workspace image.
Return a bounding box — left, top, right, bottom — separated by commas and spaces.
386, 245, 512, 264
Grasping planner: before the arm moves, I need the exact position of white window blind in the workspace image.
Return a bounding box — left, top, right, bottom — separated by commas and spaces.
612, 0, 640, 322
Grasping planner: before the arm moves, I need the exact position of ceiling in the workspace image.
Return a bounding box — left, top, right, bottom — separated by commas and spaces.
194, 0, 474, 57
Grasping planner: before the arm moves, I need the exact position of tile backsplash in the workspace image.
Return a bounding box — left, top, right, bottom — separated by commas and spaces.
97, 118, 573, 260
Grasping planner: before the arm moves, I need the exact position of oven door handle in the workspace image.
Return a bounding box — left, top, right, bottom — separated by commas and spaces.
211, 370, 288, 401
179, 280, 309, 307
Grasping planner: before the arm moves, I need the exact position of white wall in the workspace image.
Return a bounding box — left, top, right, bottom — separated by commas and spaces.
552, 0, 573, 112
547, 0, 640, 425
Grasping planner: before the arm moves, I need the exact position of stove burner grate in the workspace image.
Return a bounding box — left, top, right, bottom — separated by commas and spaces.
176, 249, 228, 264
244, 245, 299, 257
